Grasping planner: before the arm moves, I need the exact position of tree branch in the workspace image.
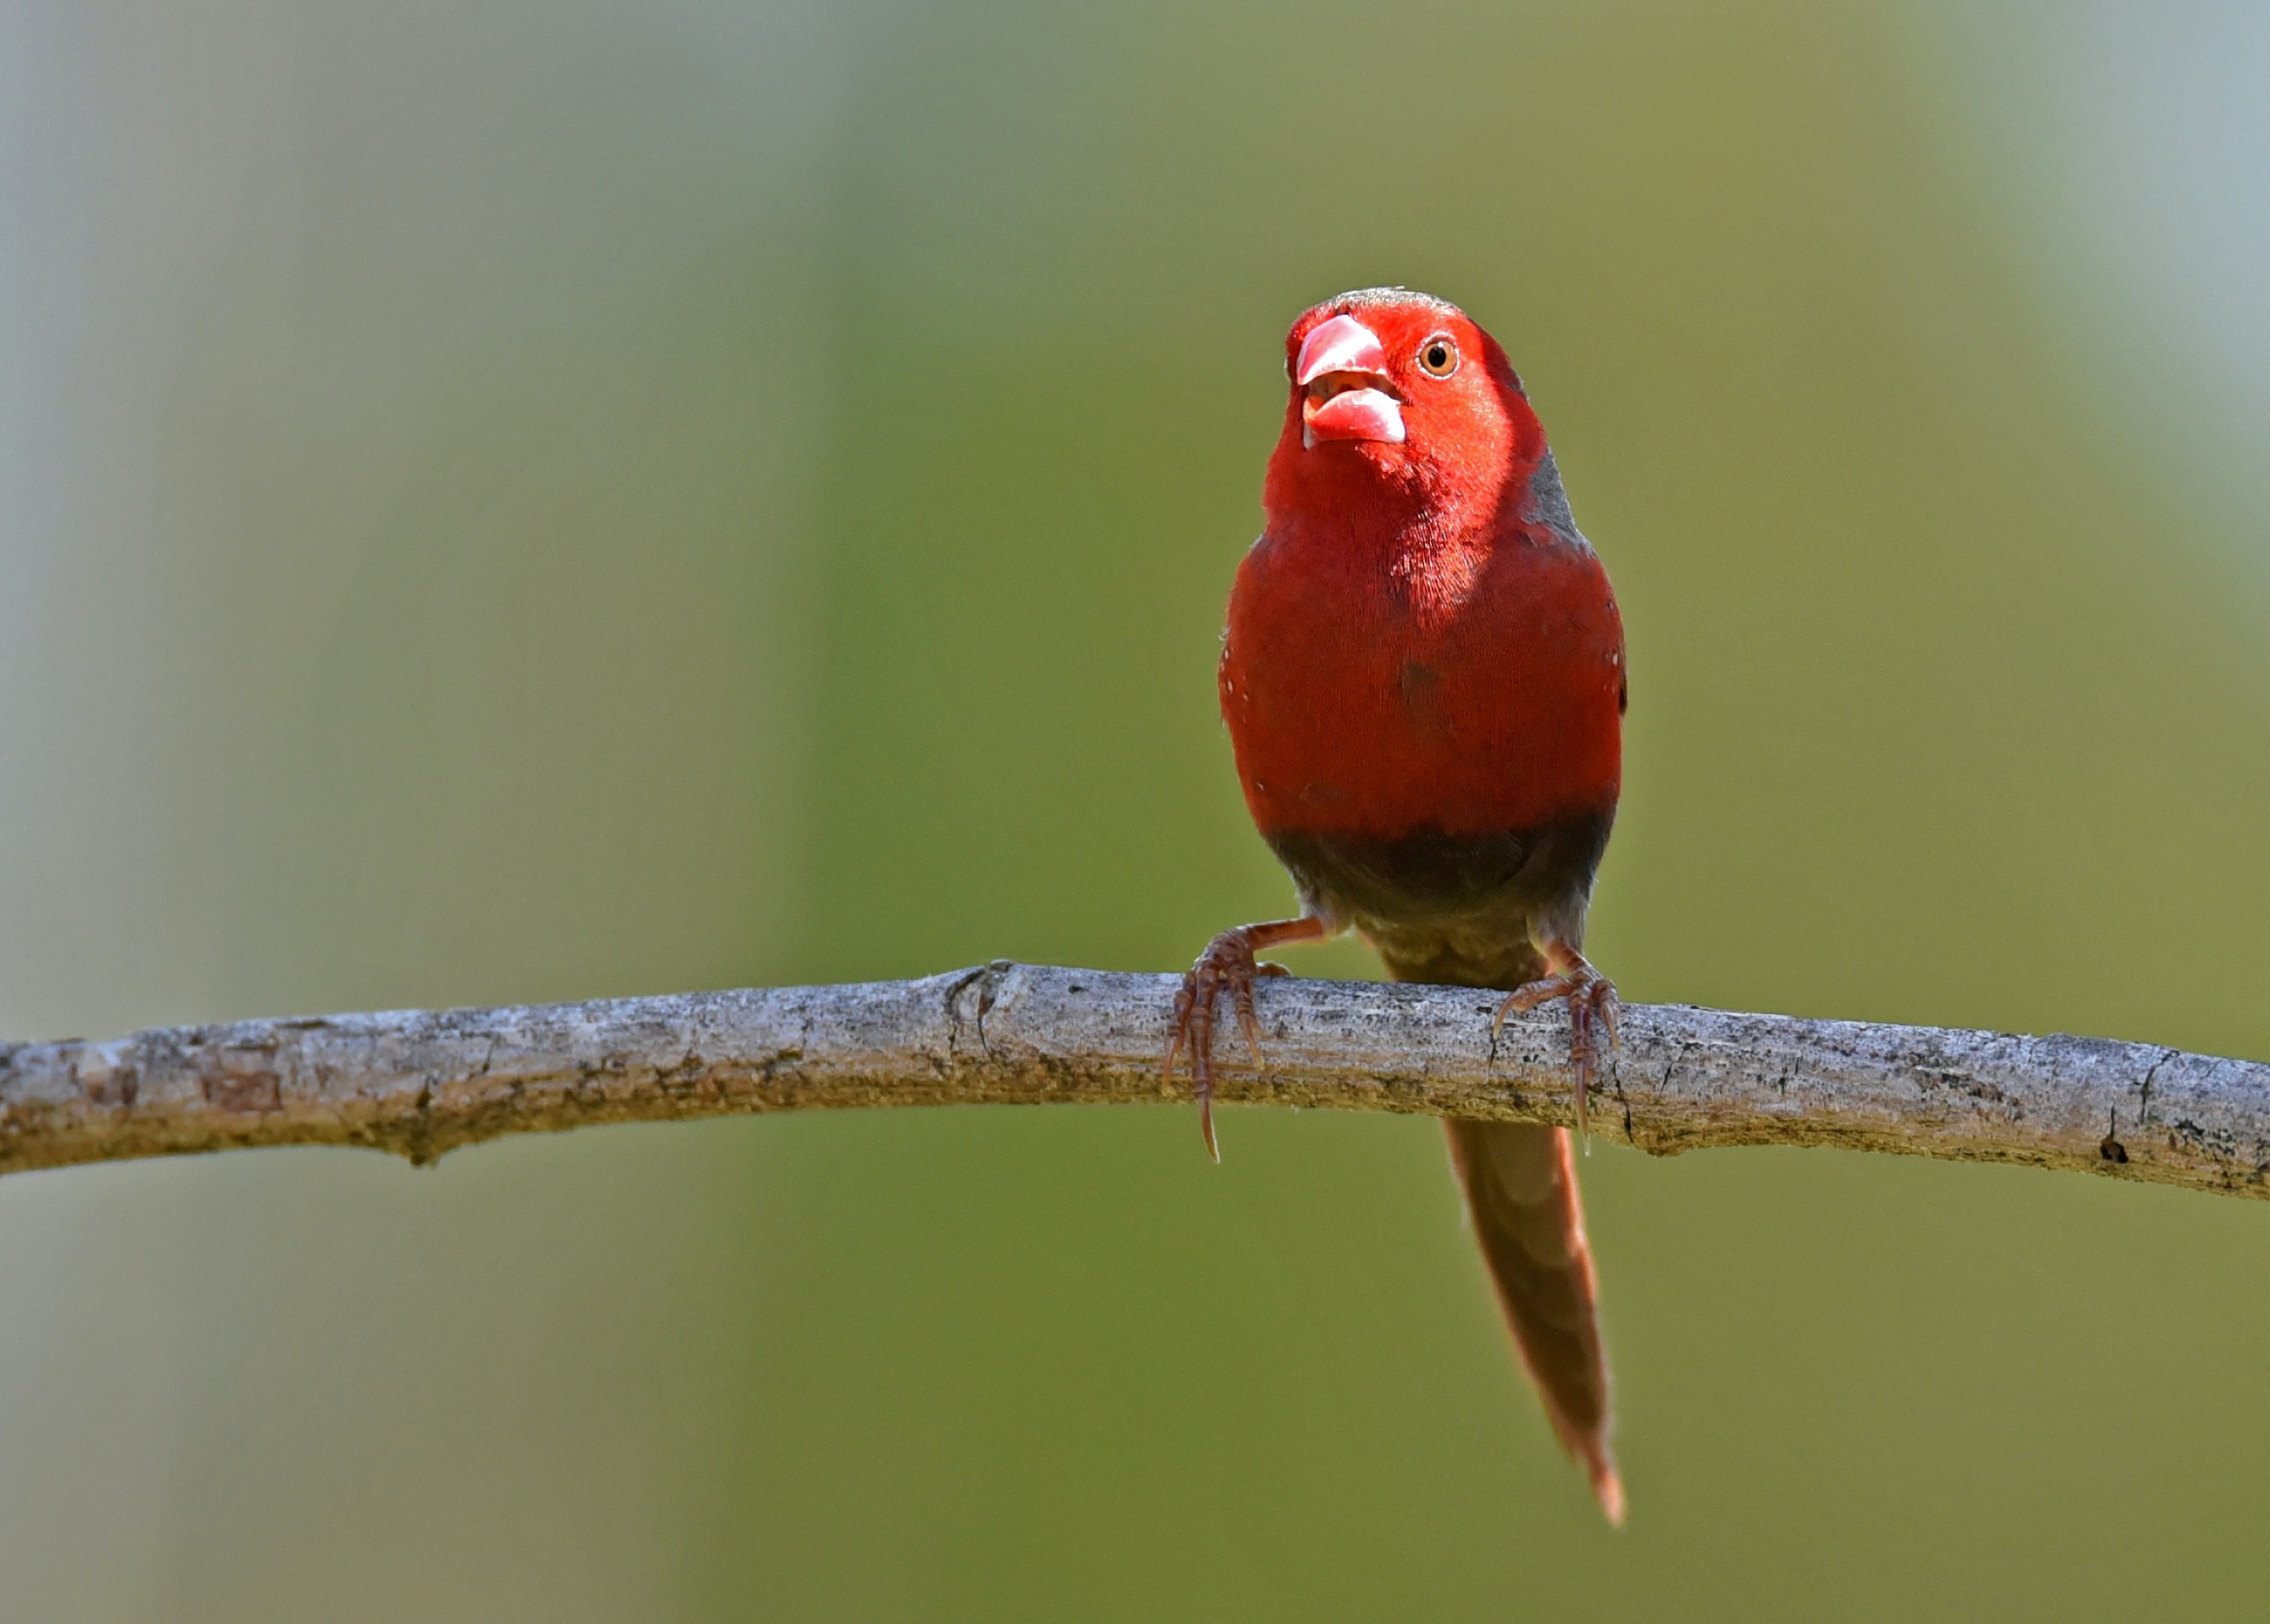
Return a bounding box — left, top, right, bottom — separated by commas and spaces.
3, 962, 2265, 1197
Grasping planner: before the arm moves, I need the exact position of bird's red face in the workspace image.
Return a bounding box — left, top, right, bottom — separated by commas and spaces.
1264, 290, 1547, 529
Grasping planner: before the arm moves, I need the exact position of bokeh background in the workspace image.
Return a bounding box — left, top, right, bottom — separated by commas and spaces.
3, 1, 2267, 1618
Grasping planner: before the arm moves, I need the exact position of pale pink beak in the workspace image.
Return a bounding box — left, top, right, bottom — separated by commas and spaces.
1295, 314, 1405, 448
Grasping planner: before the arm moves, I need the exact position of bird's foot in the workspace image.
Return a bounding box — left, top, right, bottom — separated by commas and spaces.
1164, 916, 1325, 1161
1494, 959, 1619, 1146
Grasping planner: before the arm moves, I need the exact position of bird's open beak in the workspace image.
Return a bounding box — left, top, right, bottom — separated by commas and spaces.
1295, 314, 1405, 448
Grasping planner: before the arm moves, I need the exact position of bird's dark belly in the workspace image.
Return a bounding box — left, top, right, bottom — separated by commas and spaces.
1262, 808, 1615, 987
1264, 809, 1614, 925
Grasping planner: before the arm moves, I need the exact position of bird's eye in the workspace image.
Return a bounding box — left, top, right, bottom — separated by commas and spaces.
1416, 335, 1459, 377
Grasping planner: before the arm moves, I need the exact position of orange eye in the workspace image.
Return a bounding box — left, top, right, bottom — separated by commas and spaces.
1416, 334, 1459, 377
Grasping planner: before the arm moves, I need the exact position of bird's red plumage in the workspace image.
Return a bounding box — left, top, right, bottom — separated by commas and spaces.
1224, 296, 1623, 843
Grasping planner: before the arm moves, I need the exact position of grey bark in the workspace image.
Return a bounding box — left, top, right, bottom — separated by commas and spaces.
3, 963, 2264, 1197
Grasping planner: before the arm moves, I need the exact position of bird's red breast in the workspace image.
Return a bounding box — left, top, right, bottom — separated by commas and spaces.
1220, 291, 1625, 848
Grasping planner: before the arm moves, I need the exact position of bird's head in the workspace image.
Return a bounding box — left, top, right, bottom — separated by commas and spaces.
1264, 288, 1546, 530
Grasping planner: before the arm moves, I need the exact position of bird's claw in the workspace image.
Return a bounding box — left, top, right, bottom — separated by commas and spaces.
1494, 964, 1620, 1148
1165, 929, 1276, 1162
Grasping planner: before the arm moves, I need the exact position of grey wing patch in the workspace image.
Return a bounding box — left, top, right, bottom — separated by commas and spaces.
1519, 450, 1591, 552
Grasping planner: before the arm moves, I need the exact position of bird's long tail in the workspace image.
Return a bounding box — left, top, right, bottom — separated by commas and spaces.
1441, 1118, 1622, 1524
1379, 944, 1621, 1519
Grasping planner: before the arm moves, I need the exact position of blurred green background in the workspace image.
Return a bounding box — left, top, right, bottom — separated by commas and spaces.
3, 1, 2267, 1618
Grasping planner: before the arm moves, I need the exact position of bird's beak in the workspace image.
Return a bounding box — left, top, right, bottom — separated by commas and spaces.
1295, 314, 1405, 448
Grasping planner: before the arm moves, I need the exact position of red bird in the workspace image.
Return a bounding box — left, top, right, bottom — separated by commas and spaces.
1166, 288, 1628, 1523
